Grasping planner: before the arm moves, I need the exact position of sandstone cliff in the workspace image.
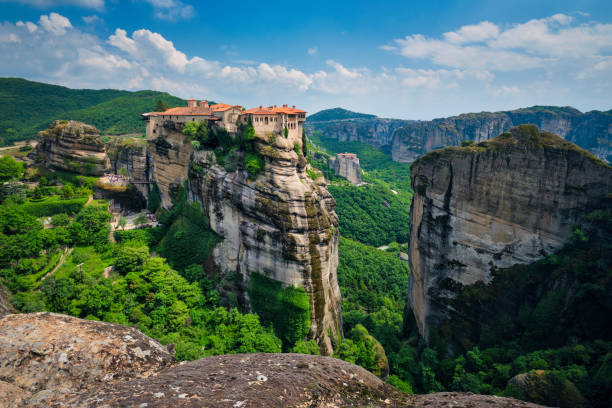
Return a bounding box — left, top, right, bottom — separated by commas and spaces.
0, 312, 548, 408
309, 106, 612, 163
328, 153, 362, 184
146, 122, 342, 355
408, 125, 612, 339
28, 120, 110, 176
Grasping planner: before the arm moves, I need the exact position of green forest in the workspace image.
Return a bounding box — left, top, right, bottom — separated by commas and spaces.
0, 78, 184, 144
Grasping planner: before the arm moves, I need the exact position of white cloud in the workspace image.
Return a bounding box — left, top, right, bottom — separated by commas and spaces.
39, 12, 72, 35
0, 0, 104, 10
384, 14, 612, 70
82, 15, 101, 24
307, 47, 317, 55
143, 0, 194, 21
0, 12, 610, 120
443, 21, 499, 44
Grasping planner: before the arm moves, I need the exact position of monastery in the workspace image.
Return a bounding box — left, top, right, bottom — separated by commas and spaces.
142, 99, 306, 140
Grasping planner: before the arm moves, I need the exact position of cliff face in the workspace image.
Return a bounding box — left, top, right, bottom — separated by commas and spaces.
328, 153, 362, 184
307, 118, 410, 146
146, 123, 342, 355
309, 107, 612, 163
29, 120, 110, 176
408, 125, 612, 339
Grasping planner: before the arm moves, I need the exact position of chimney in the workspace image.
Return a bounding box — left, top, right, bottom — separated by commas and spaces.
199, 100, 209, 108
274, 105, 277, 108
187, 99, 197, 108
292, 105, 295, 109
259, 105, 262, 109
283, 104, 288, 108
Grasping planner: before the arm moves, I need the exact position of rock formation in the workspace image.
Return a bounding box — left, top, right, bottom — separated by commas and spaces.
308, 106, 612, 163
28, 120, 110, 176
307, 117, 410, 146
0, 284, 15, 317
0, 312, 548, 408
146, 122, 342, 355
408, 125, 612, 339
328, 152, 362, 184
0, 313, 174, 406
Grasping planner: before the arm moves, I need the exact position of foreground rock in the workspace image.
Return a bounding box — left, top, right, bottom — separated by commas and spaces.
41, 352, 547, 408
0, 313, 174, 405
408, 125, 612, 338
0, 313, 549, 407
28, 120, 110, 176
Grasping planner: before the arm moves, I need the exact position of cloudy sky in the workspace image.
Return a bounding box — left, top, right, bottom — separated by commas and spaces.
0, 0, 611, 119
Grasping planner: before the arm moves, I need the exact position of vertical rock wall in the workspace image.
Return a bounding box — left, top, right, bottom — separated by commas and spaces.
408, 126, 612, 339
146, 123, 342, 355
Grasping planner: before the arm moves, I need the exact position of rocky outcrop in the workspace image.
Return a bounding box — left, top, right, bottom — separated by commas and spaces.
28, 120, 110, 176
309, 106, 612, 163
307, 118, 410, 146
1, 313, 549, 408
328, 153, 362, 184
147, 123, 342, 355
408, 125, 612, 339
106, 137, 148, 181
0, 313, 174, 406
507, 371, 586, 408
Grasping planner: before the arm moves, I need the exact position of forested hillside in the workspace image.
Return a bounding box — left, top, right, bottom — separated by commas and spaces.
0, 78, 184, 144
307, 107, 376, 122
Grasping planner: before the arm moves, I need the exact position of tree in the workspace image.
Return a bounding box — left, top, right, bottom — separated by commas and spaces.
283, 126, 289, 138
134, 213, 148, 225
244, 153, 264, 178
154, 99, 168, 112
51, 213, 70, 227
118, 216, 127, 230
0, 156, 24, 181
31, 186, 43, 200
61, 184, 74, 199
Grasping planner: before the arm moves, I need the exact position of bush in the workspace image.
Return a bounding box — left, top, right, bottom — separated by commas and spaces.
0, 156, 24, 181
22, 197, 87, 217
244, 153, 264, 179
51, 213, 70, 227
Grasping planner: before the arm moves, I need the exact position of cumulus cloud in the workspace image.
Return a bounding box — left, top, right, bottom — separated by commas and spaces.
307, 47, 317, 55
39, 12, 72, 35
384, 14, 612, 70
0, 0, 105, 10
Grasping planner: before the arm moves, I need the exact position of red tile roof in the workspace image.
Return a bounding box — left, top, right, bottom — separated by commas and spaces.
241, 105, 306, 115
210, 103, 242, 112
142, 105, 216, 117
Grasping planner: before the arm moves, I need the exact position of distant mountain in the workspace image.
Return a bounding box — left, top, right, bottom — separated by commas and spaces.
307, 107, 376, 122
308, 105, 612, 163
0, 78, 185, 144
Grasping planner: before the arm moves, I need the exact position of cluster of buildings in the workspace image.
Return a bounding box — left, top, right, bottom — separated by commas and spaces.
142, 99, 306, 140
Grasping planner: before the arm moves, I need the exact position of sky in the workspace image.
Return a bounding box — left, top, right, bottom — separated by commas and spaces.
0, 0, 611, 119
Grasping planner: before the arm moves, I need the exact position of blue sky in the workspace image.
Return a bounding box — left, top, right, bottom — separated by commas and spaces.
0, 0, 611, 119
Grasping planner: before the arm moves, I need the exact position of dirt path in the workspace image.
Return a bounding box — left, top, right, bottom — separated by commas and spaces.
38, 247, 73, 285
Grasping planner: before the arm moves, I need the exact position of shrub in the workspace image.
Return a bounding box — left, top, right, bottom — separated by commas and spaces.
0, 156, 24, 181
51, 213, 70, 227
244, 153, 264, 179
22, 197, 87, 217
